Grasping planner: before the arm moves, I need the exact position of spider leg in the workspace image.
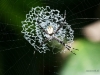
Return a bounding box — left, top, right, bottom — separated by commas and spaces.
54, 10, 66, 34
65, 44, 76, 55
37, 21, 48, 34
39, 38, 49, 47
72, 48, 79, 51
65, 44, 79, 51
54, 23, 65, 34
53, 37, 77, 55
64, 10, 66, 21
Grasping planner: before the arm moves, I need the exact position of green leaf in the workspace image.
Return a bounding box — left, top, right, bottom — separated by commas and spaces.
60, 39, 100, 75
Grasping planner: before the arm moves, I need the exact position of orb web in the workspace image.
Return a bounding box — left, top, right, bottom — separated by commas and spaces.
21, 6, 74, 53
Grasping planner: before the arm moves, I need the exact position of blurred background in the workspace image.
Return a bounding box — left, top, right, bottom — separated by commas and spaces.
0, 0, 100, 75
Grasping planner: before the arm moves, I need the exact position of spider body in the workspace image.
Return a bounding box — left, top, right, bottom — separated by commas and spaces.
47, 26, 53, 34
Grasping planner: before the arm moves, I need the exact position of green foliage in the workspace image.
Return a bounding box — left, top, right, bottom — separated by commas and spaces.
60, 39, 100, 75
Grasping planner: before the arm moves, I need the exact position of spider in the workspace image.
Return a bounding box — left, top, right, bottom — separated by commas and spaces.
38, 10, 78, 55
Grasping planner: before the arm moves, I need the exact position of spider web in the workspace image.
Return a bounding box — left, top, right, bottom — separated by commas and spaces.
21, 6, 74, 54
0, 0, 100, 75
